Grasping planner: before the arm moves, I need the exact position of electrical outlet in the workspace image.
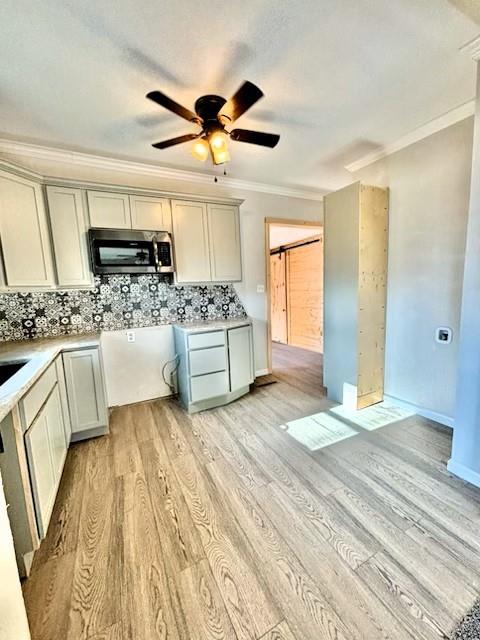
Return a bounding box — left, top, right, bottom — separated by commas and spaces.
126, 330, 135, 343
256, 284, 265, 293
435, 327, 452, 344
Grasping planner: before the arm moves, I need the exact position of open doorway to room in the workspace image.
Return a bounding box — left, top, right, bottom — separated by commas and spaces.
265, 218, 323, 394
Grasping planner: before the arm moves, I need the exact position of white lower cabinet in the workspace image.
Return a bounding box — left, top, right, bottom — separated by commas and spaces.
174, 321, 253, 413
25, 385, 66, 538
228, 325, 254, 391
23, 346, 108, 542
63, 348, 108, 440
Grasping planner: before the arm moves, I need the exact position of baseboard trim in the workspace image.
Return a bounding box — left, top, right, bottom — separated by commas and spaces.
447, 459, 480, 488
383, 394, 454, 429
255, 368, 270, 377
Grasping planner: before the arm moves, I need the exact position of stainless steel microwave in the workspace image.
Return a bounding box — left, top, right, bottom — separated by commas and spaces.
88, 228, 174, 275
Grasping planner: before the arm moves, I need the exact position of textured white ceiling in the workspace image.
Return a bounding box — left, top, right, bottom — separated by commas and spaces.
0, 0, 478, 191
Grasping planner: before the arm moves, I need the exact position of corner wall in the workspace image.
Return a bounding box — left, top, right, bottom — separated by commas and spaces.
352, 117, 473, 424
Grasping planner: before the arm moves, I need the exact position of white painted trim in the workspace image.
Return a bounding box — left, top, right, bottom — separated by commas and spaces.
383, 394, 454, 428
0, 139, 325, 202
460, 35, 480, 61
255, 368, 270, 377
447, 458, 480, 489
345, 100, 476, 172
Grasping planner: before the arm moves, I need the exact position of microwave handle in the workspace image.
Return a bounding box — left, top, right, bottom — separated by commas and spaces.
152, 240, 161, 269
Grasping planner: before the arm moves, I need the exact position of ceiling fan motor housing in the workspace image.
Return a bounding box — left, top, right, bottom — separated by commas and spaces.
194, 95, 228, 123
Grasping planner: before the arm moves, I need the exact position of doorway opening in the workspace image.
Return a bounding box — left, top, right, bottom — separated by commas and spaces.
265, 218, 323, 393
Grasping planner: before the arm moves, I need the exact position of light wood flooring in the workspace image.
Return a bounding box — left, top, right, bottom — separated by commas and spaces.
23, 343, 480, 639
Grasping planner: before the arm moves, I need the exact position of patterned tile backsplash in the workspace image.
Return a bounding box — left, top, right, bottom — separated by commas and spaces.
0, 275, 247, 342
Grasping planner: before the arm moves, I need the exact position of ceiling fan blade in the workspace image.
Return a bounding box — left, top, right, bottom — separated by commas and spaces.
146, 90, 199, 123
152, 133, 200, 149
230, 128, 280, 148
220, 81, 264, 123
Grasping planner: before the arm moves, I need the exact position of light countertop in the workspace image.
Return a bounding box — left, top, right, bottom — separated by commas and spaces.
173, 317, 251, 334
0, 333, 100, 424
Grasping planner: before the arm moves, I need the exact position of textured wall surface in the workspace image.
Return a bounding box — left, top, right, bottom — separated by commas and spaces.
0, 276, 246, 341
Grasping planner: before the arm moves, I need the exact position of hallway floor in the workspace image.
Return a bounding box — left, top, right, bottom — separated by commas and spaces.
22, 350, 480, 639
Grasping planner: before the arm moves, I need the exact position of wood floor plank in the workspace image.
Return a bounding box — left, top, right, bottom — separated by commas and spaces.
358, 553, 455, 640
196, 410, 269, 490
168, 400, 223, 464
178, 558, 237, 640
205, 457, 352, 640
121, 471, 186, 640
173, 453, 281, 640
259, 620, 297, 640
219, 406, 344, 496
111, 406, 143, 477
335, 439, 480, 553
225, 425, 377, 569
30, 441, 88, 566
151, 400, 190, 460
139, 433, 205, 574
329, 486, 477, 617
23, 552, 76, 640
253, 481, 413, 640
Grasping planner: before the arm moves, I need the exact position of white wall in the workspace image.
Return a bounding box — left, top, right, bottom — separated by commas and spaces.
0, 153, 322, 374
101, 325, 176, 406
353, 117, 473, 423
0, 472, 31, 640
450, 63, 480, 487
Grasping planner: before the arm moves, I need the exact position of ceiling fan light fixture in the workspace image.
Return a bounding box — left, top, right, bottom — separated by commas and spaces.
212, 146, 231, 165
191, 137, 209, 162
209, 130, 228, 152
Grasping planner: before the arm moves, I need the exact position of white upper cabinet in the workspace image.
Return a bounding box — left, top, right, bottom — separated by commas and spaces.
87, 190, 131, 228
172, 200, 211, 282
0, 171, 55, 288
207, 204, 241, 281
46, 186, 93, 288
129, 195, 172, 232
172, 200, 242, 283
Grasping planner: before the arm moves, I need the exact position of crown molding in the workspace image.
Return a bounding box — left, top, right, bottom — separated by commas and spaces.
460, 35, 480, 61
345, 100, 475, 172
0, 139, 325, 202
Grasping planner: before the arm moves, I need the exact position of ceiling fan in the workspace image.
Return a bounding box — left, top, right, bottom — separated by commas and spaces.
146, 81, 280, 165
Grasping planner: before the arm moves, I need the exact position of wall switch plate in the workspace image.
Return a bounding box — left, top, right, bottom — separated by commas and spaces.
435, 327, 452, 344
126, 330, 135, 343
256, 284, 265, 293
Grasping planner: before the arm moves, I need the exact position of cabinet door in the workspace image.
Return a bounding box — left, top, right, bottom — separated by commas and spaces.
228, 325, 254, 391
46, 186, 93, 287
171, 200, 211, 282
63, 348, 108, 437
0, 171, 55, 287
130, 195, 172, 232
55, 356, 72, 445
87, 191, 131, 229
25, 403, 56, 538
46, 386, 67, 483
207, 204, 242, 281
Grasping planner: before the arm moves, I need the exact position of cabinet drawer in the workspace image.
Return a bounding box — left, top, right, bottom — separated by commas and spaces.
188, 331, 225, 350
189, 346, 226, 377
190, 371, 229, 403
20, 363, 57, 429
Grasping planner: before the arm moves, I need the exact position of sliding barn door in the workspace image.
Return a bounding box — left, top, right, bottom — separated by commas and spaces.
286, 237, 323, 352
269, 252, 287, 343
